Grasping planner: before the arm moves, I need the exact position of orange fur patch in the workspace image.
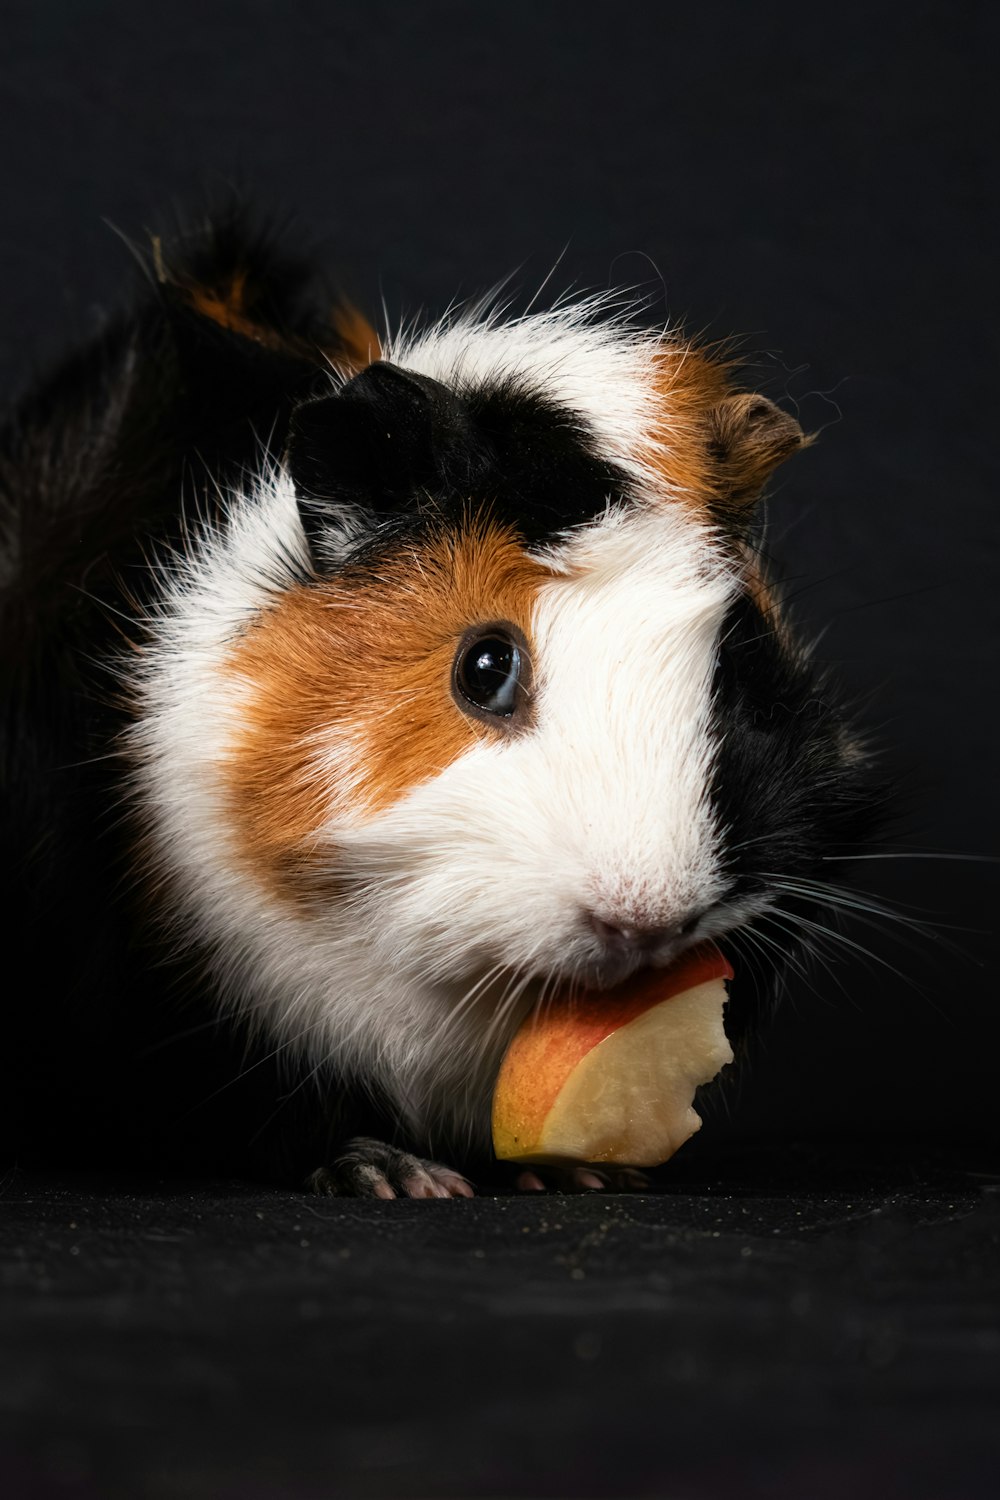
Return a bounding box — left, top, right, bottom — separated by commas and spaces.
646, 342, 733, 504
185, 269, 253, 332
646, 341, 803, 634
645, 344, 805, 525
165, 249, 380, 373
181, 267, 305, 354
222, 523, 549, 898
330, 303, 382, 371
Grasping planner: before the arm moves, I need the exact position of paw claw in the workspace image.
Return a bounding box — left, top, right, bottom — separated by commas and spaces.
508, 1162, 648, 1194
621, 1168, 651, 1189
516, 1170, 548, 1192
308, 1139, 475, 1200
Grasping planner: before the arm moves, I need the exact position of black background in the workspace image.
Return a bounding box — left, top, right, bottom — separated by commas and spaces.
2, 0, 997, 1146
3, 7, 999, 1499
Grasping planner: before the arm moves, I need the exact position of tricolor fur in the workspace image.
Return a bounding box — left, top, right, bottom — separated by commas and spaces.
0, 212, 877, 1181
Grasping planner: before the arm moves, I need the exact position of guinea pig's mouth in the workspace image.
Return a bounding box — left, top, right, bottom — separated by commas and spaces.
469, 928, 740, 1052
531, 939, 732, 1017
605, 931, 729, 992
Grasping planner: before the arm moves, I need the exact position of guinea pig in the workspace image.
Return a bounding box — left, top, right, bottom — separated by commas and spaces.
0, 210, 879, 1195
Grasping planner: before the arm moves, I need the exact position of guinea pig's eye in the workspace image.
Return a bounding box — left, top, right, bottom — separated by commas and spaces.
452, 625, 531, 725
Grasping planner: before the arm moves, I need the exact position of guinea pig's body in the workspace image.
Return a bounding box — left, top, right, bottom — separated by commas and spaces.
0, 213, 877, 1193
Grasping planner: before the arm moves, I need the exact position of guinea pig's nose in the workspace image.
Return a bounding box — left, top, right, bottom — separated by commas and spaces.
588, 910, 705, 950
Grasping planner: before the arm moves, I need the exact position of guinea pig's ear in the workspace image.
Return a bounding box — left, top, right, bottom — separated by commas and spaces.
287, 361, 475, 557
706, 393, 808, 515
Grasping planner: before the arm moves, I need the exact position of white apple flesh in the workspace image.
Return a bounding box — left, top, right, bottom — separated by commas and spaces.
491, 949, 733, 1168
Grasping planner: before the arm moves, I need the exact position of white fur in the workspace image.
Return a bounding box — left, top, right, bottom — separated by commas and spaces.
131, 306, 753, 1157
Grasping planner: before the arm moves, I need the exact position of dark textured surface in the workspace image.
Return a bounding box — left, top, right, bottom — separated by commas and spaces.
2, 1150, 998, 1499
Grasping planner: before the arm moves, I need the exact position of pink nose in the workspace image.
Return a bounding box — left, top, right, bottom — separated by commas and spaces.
589, 910, 704, 949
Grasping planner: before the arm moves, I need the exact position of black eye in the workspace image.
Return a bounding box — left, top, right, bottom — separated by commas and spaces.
453, 627, 529, 722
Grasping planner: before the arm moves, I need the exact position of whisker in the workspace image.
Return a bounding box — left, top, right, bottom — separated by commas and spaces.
481, 967, 539, 1052
752, 913, 865, 1015
422, 961, 511, 1055
821, 852, 1000, 864
740, 917, 820, 994
762, 875, 977, 963
762, 906, 920, 990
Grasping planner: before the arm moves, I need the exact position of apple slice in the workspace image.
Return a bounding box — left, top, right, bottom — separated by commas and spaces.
491, 945, 734, 1168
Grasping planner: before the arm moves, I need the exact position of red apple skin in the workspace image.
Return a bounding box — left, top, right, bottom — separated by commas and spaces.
491, 944, 733, 1160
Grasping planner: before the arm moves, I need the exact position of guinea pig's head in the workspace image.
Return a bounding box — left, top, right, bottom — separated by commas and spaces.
217, 309, 876, 1065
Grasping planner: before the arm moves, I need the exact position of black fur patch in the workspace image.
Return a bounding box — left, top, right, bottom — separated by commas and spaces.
712, 595, 872, 883
709, 591, 882, 1037
288, 360, 633, 557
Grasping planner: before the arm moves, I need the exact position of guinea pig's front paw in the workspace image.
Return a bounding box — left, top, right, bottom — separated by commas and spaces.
307, 1137, 476, 1200
510, 1164, 651, 1193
